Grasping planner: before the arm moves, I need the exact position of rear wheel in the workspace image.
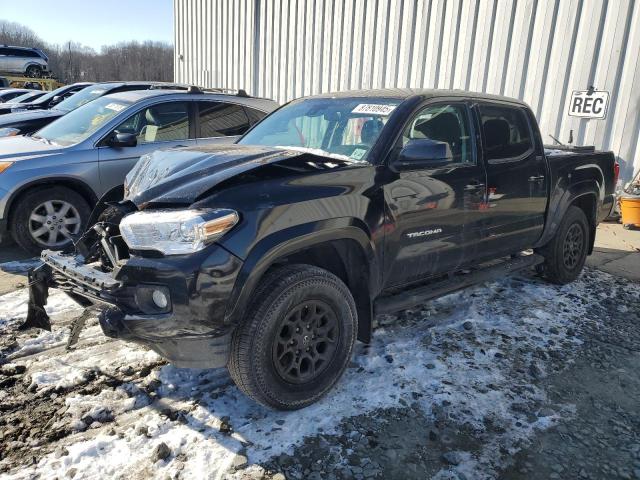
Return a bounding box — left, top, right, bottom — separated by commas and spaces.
25, 65, 43, 78
10, 186, 91, 255
228, 264, 357, 410
540, 206, 589, 284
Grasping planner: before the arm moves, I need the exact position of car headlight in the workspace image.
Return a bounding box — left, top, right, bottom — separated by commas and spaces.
0, 128, 19, 138
0, 161, 14, 174
119, 209, 239, 255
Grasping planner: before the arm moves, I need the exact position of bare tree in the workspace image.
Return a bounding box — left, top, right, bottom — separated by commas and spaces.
0, 20, 173, 83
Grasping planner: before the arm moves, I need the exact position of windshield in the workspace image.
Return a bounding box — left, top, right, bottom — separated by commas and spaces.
31, 85, 73, 106
238, 97, 401, 162
8, 91, 45, 104
54, 85, 113, 112
35, 96, 131, 146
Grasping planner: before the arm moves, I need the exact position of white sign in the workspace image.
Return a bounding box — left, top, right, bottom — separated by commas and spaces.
568, 90, 609, 119
352, 104, 396, 115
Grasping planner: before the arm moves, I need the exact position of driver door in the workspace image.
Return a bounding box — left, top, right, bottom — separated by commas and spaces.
97, 101, 197, 196
383, 101, 486, 287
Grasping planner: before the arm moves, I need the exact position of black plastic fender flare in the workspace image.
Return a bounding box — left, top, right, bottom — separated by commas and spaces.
223, 218, 379, 339
535, 179, 601, 252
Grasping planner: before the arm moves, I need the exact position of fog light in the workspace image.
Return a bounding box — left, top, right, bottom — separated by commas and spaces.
152, 289, 169, 309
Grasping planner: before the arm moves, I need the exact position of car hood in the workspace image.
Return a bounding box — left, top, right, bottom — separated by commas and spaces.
0, 109, 63, 127
0, 135, 65, 159
0, 102, 44, 114
125, 144, 366, 207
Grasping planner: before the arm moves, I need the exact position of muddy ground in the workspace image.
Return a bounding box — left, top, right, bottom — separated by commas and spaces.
0, 250, 638, 479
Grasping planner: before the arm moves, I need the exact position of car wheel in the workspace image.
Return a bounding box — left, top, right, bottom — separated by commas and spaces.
540, 206, 589, 285
25, 65, 43, 78
228, 264, 357, 410
11, 186, 91, 255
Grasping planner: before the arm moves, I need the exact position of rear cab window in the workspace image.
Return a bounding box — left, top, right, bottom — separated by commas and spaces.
479, 104, 534, 161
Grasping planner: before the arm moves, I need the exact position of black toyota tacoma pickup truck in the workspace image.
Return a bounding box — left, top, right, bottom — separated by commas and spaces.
25, 89, 618, 410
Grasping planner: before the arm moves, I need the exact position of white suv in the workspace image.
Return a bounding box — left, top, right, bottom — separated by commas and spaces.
0, 46, 49, 78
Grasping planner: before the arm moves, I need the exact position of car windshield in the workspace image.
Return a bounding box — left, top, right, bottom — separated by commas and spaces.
31, 85, 73, 106
34, 96, 131, 146
238, 97, 401, 162
54, 85, 114, 112
8, 91, 44, 104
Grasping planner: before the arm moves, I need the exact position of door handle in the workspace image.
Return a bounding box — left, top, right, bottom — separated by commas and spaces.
528, 175, 545, 182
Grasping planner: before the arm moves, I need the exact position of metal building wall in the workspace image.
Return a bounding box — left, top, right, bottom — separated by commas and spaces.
174, 0, 640, 180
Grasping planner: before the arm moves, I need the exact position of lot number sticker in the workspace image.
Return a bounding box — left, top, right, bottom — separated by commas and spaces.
568, 91, 609, 119
352, 104, 396, 115
105, 103, 126, 112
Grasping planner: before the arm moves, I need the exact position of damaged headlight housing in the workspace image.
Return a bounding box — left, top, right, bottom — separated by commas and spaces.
120, 209, 239, 255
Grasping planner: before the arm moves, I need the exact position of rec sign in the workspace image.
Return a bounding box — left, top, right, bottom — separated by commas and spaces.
568, 90, 610, 119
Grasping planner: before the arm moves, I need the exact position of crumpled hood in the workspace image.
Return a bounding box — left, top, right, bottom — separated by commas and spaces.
124, 144, 361, 207
0, 108, 63, 127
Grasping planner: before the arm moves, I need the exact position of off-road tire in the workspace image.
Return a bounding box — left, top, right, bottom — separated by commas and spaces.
541, 206, 589, 284
10, 186, 91, 255
26, 65, 43, 78
228, 264, 358, 410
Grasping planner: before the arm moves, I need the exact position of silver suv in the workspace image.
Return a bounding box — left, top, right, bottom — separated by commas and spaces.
0, 46, 49, 78
0, 88, 278, 253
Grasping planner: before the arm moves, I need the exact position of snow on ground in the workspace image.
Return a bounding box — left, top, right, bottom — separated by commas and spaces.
1, 268, 638, 479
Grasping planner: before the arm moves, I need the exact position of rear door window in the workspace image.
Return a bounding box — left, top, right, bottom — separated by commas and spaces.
479, 104, 534, 161
197, 101, 251, 138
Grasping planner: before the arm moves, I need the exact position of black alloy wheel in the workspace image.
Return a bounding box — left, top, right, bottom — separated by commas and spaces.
272, 300, 340, 384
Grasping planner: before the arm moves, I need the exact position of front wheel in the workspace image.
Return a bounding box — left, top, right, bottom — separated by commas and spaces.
228, 264, 357, 410
26, 65, 43, 78
540, 206, 590, 284
10, 186, 91, 255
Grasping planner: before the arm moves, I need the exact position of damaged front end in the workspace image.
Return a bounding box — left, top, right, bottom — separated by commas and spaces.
24, 202, 243, 368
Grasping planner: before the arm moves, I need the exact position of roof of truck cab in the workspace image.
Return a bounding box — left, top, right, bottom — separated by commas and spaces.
310, 88, 530, 106
102, 89, 278, 111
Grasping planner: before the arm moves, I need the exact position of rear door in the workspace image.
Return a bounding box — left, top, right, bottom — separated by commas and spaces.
383, 101, 486, 287
97, 100, 197, 195
195, 101, 252, 145
475, 102, 547, 257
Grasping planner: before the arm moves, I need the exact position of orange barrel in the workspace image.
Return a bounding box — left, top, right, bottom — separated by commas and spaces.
620, 196, 640, 227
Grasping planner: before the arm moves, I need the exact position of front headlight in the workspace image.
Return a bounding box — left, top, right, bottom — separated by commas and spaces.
120, 209, 239, 255
0, 161, 14, 174
0, 128, 19, 138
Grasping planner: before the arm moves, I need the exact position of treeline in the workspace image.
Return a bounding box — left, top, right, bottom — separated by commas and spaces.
0, 20, 173, 83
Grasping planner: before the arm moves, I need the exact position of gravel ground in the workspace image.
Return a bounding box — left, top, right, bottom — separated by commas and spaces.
0, 258, 638, 480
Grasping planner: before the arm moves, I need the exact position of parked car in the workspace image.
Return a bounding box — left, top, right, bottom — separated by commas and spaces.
0, 88, 34, 103
24, 89, 618, 409
4, 90, 46, 105
0, 82, 192, 137
0, 45, 49, 78
0, 87, 278, 253
0, 77, 9, 88
0, 83, 92, 115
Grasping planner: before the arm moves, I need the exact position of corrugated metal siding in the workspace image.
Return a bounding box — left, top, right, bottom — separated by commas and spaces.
175, 0, 640, 181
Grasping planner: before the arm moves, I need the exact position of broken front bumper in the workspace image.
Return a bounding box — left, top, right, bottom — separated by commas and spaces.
27, 247, 243, 368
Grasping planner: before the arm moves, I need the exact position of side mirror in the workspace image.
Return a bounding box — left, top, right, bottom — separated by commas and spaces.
50, 95, 62, 105
108, 132, 137, 148
392, 139, 452, 171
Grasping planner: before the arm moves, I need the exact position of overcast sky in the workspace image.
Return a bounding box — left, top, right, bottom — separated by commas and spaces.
2, 0, 173, 50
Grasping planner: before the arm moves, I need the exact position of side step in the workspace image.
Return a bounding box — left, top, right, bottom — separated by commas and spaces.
374, 253, 544, 315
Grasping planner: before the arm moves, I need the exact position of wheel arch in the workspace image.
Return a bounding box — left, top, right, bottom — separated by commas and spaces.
224, 220, 379, 343
535, 180, 600, 253
6, 178, 97, 232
